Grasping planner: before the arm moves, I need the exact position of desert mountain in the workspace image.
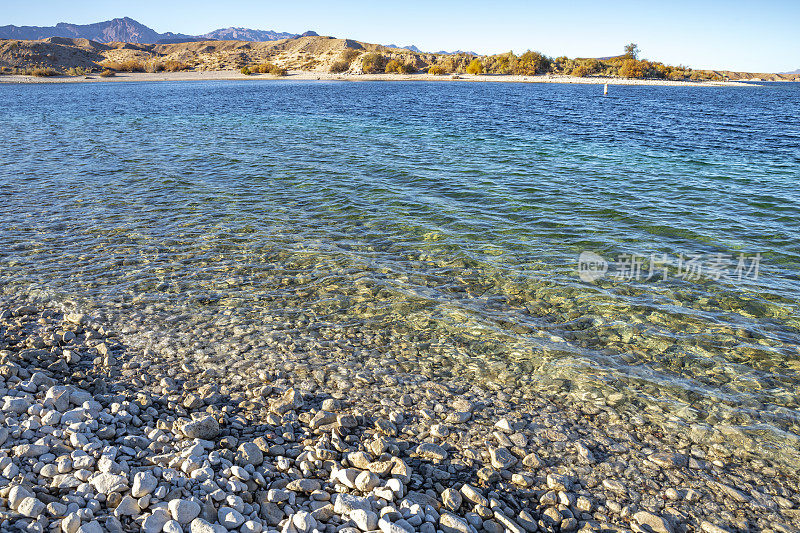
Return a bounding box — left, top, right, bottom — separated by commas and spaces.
0, 17, 306, 44
0, 17, 192, 44
200, 27, 296, 42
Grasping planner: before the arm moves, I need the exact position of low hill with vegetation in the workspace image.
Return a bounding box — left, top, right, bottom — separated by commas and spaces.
1, 36, 797, 82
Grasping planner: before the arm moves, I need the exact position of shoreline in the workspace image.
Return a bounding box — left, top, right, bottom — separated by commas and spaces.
1, 299, 798, 533
0, 70, 758, 87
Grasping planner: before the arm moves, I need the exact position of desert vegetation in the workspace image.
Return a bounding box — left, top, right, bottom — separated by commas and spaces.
384, 59, 415, 74
474, 44, 722, 81
360, 53, 386, 74
0, 66, 59, 76
0, 37, 748, 82
101, 59, 189, 73
329, 49, 361, 72
242, 62, 288, 76
466, 59, 484, 75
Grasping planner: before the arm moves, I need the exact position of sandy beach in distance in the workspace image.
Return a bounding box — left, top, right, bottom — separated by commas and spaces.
0, 69, 757, 86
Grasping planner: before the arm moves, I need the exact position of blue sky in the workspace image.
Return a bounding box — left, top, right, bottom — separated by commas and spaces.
3, 0, 798, 72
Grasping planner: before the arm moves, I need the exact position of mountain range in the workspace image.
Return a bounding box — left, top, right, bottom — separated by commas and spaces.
0, 17, 466, 54
0, 17, 315, 44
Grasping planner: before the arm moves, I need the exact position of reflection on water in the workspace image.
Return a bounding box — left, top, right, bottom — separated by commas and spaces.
1, 80, 799, 465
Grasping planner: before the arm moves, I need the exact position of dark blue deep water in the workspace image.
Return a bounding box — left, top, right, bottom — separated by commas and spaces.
1, 80, 799, 464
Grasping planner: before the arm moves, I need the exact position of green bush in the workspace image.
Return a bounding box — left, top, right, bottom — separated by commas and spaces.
428, 65, 447, 75
241, 66, 252, 75
466, 59, 484, 75
66, 67, 88, 76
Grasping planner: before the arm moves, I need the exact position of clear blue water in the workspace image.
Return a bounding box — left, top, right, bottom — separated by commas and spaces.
2, 80, 799, 465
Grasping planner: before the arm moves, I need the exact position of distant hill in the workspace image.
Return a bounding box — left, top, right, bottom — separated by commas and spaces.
781, 68, 800, 75
200, 27, 296, 42
0, 17, 192, 43
435, 50, 479, 56
388, 44, 422, 53
387, 44, 478, 56
0, 17, 308, 44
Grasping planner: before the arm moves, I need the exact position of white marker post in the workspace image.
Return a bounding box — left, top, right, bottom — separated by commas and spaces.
604, 83, 608, 95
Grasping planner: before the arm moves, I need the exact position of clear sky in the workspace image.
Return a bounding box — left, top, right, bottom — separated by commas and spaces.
3, 0, 798, 72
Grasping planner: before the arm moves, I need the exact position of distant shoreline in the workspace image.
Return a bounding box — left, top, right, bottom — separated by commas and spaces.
0, 69, 759, 87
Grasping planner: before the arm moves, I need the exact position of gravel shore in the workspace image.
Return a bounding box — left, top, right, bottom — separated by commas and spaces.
1, 300, 798, 533
0, 71, 754, 87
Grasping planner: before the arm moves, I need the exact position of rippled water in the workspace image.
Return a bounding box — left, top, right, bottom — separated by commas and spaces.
2, 80, 799, 465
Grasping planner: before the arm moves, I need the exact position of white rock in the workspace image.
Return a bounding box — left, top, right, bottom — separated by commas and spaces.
132, 471, 159, 498
114, 495, 140, 516
90, 472, 127, 494
8, 485, 33, 510
61, 512, 82, 533
76, 521, 103, 533
182, 416, 220, 439
163, 520, 185, 533
351, 509, 379, 531
291, 511, 317, 533
2, 396, 31, 414
189, 519, 216, 533
18, 497, 46, 518
333, 494, 372, 515
439, 512, 471, 533
218, 506, 245, 529
169, 499, 202, 524
355, 471, 379, 492
142, 509, 171, 533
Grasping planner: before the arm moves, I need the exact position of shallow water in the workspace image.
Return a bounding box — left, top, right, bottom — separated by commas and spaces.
2, 80, 799, 465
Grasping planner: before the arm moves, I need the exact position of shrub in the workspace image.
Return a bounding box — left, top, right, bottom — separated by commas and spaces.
482, 52, 516, 74
361, 53, 385, 74
466, 59, 484, 75
571, 65, 589, 77
241, 66, 252, 75
66, 66, 88, 76
428, 64, 447, 75
269, 64, 288, 76
440, 54, 472, 74
514, 51, 551, 75
619, 58, 647, 79
31, 68, 59, 77
384, 59, 402, 73
330, 61, 350, 73
104, 59, 146, 72
99, 69, 116, 77
399, 62, 416, 74
152, 60, 189, 73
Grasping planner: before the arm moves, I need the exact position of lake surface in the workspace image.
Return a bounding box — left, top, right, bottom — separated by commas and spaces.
1, 80, 799, 466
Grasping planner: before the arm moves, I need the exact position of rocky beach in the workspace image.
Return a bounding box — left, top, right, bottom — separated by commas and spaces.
0, 70, 754, 86
2, 299, 799, 533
